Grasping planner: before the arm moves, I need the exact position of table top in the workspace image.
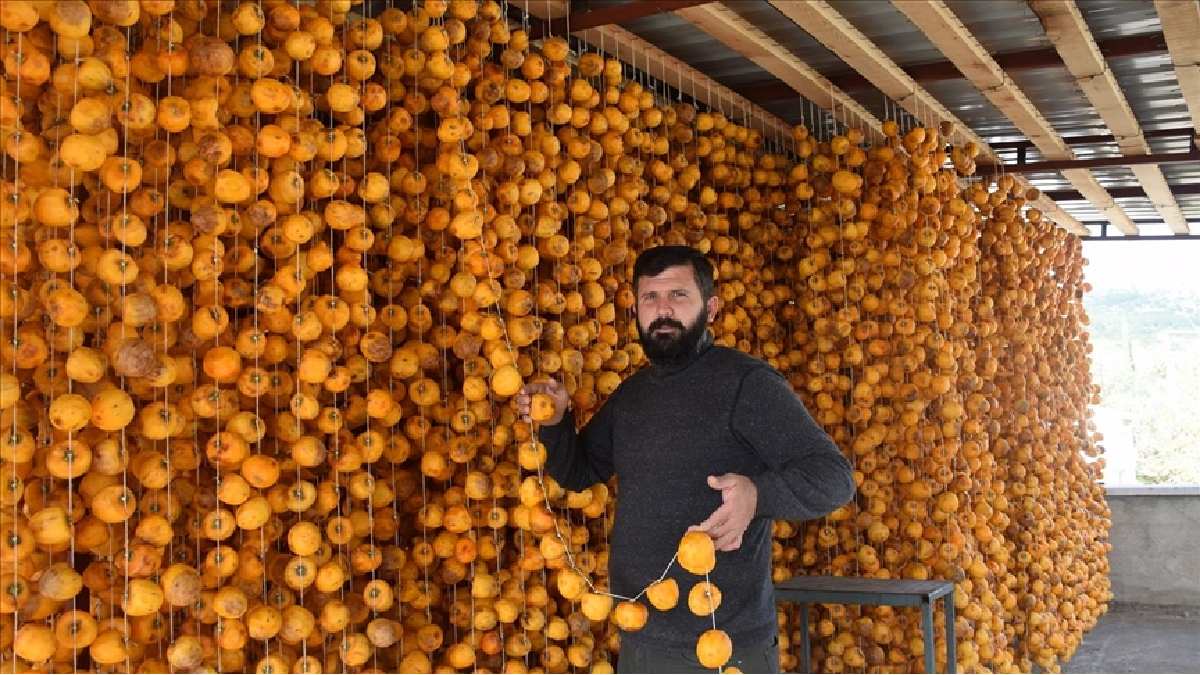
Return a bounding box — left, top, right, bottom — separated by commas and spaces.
776, 575, 954, 601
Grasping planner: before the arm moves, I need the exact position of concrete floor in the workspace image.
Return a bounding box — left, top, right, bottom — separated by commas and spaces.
1064, 603, 1200, 673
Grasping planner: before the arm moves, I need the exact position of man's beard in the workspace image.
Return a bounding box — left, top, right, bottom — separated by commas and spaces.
637, 308, 709, 365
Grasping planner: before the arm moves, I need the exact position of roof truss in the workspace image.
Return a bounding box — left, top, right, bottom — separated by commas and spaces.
673, 2, 882, 136
1155, 0, 1200, 136
767, 0, 1088, 235
892, 0, 1140, 235
525, 0, 711, 40
1031, 0, 1188, 234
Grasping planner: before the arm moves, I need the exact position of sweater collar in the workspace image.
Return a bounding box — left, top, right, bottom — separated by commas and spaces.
647, 328, 715, 376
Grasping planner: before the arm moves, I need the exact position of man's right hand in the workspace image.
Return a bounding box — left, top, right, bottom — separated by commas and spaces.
516, 379, 570, 426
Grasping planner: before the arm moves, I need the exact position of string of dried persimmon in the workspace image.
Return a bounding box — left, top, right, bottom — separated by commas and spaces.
0, 1, 1107, 673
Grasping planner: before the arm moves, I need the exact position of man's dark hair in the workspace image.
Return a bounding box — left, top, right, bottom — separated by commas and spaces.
632, 245, 716, 301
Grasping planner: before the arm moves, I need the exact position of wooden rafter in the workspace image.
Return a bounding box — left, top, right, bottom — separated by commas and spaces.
989, 127, 1194, 150
673, 2, 883, 137
1046, 182, 1200, 201
892, 0, 1139, 235
1155, 0, 1200, 135
526, 0, 712, 40
766, 0, 1088, 235
517, 0, 794, 141
977, 148, 1200, 174
736, 32, 1167, 100
1030, 0, 1188, 234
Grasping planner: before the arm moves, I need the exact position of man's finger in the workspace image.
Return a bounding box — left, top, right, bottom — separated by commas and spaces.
695, 505, 733, 534
712, 531, 740, 551
707, 474, 738, 490
693, 513, 719, 533
701, 503, 734, 529
706, 518, 738, 542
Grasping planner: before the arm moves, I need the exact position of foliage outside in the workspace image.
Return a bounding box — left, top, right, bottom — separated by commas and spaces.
1085, 286, 1200, 485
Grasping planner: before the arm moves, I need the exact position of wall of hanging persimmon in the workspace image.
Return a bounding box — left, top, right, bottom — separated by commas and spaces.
0, 0, 1109, 673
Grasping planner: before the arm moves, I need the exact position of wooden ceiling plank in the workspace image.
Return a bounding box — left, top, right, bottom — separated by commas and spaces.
527, 0, 714, 40
1154, 0, 1200, 136
1061, 169, 1141, 236
1131, 164, 1191, 234
1046, 182, 1200, 201
581, 24, 795, 140
673, 3, 882, 136
892, 0, 1137, 235
767, 0, 1087, 235
733, 33, 1167, 97
1030, 0, 1188, 233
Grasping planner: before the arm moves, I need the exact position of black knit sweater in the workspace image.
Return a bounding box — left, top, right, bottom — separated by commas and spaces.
537, 332, 856, 650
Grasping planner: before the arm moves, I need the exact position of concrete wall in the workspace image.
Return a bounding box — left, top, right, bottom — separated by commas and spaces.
1107, 487, 1200, 606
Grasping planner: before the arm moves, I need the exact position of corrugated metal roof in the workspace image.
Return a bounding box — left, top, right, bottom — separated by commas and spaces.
723, 2, 847, 73
1077, 0, 1165, 39
945, 0, 1054, 52
609, 0, 1197, 234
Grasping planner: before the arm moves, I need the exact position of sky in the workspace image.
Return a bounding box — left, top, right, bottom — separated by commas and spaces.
1082, 240, 1200, 293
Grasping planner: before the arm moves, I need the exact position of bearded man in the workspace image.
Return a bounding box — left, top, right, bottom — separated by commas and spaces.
516, 245, 855, 673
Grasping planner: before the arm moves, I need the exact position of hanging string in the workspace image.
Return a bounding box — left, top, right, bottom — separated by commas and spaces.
209, 2, 223, 670
293, 1, 310, 669
8, 29, 21, 675
117, 21, 135, 674
381, 0, 406, 669
248, 6, 271, 669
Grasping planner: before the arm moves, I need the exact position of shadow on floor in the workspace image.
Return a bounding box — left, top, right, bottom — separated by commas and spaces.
1064, 603, 1200, 673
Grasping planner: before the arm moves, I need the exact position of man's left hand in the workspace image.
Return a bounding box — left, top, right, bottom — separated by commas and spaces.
691, 474, 757, 552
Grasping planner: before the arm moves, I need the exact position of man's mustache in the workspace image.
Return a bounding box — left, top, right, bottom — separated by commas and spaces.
649, 318, 685, 333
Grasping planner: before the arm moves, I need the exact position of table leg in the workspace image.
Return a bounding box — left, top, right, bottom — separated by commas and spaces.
922, 598, 935, 674
799, 603, 811, 674
944, 595, 956, 674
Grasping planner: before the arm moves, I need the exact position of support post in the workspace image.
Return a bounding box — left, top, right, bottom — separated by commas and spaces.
945, 595, 957, 673
922, 598, 936, 674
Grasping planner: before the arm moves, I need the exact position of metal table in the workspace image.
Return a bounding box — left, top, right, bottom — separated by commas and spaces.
775, 576, 956, 673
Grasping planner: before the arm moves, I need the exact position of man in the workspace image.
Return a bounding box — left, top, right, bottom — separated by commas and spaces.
516, 245, 855, 673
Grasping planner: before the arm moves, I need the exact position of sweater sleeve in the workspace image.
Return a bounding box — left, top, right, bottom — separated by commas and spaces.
537, 398, 617, 492
730, 367, 856, 521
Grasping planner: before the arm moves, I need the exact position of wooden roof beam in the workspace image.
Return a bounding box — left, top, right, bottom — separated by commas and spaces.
516, 0, 795, 141
892, 0, 1139, 235
1045, 182, 1200, 201
673, 2, 883, 137
976, 147, 1200, 173
731, 32, 1166, 99
988, 126, 1194, 150
525, 0, 713, 40
1155, 1, 1200, 136
766, 0, 1087, 235
1030, 0, 1188, 233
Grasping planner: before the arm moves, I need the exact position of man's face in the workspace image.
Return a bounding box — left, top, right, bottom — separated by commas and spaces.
635, 264, 718, 362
